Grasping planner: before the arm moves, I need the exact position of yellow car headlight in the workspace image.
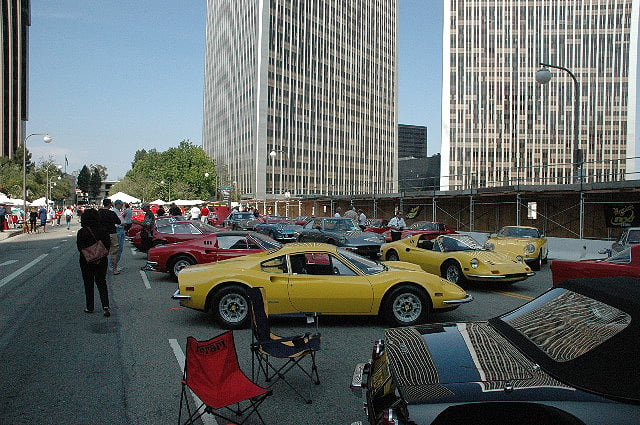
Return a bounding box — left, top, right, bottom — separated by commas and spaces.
470, 258, 479, 269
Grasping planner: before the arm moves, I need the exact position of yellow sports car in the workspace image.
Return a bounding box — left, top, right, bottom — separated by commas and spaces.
381, 234, 534, 285
172, 242, 472, 329
484, 226, 548, 270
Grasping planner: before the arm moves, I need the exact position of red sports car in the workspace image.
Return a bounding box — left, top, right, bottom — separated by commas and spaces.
551, 244, 640, 286
364, 218, 389, 234
132, 220, 222, 251
383, 221, 455, 242
127, 215, 186, 238
143, 231, 281, 279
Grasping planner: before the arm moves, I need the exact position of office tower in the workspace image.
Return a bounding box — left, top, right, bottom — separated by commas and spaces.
203, 0, 398, 199
442, 0, 639, 190
1, 0, 30, 159
398, 124, 428, 158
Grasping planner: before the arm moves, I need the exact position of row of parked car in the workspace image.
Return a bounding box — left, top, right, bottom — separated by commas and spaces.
129, 212, 640, 423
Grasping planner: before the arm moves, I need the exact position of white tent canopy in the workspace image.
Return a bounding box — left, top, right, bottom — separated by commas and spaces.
149, 199, 166, 205
107, 192, 141, 204
171, 199, 205, 206
30, 197, 53, 207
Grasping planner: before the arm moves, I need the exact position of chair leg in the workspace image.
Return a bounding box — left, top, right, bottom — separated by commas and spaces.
257, 353, 318, 404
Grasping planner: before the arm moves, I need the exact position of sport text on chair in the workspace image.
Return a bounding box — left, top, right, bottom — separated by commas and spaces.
247, 286, 321, 404
178, 331, 271, 425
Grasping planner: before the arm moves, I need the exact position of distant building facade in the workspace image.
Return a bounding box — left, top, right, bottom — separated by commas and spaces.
442, 0, 639, 191
203, 0, 398, 199
398, 154, 440, 192
1, 0, 30, 159
398, 124, 427, 158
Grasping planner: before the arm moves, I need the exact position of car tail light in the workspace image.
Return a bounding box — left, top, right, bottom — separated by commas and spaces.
371, 339, 384, 361
382, 408, 399, 425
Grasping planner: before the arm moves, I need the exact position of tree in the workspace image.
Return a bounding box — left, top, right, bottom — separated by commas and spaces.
90, 164, 108, 180
77, 165, 91, 193
110, 140, 218, 201
89, 167, 102, 199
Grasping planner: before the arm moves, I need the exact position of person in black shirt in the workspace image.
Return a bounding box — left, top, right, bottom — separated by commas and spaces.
29, 208, 38, 233
98, 199, 122, 275
76, 208, 111, 316
140, 203, 155, 252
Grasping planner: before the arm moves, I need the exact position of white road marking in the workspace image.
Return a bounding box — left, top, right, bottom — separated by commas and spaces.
52, 246, 60, 250
0, 254, 49, 289
0, 260, 18, 266
139, 270, 151, 289
169, 339, 218, 425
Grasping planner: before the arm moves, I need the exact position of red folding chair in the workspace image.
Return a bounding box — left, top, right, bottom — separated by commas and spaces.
178, 331, 271, 425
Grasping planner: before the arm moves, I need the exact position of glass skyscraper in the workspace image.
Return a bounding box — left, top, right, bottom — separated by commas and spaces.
203, 0, 398, 199
442, 0, 639, 190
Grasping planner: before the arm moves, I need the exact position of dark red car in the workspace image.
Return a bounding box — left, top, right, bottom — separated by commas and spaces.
143, 231, 281, 279
132, 220, 222, 251
383, 220, 455, 242
551, 244, 640, 285
364, 218, 389, 234
127, 215, 185, 238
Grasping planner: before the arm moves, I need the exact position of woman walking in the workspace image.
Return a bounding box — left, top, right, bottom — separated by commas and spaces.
76, 208, 112, 316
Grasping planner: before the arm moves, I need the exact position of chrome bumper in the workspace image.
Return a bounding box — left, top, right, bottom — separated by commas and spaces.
350, 362, 370, 397
443, 294, 474, 305
172, 288, 191, 300
142, 261, 159, 272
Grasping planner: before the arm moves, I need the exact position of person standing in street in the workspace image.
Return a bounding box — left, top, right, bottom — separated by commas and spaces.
98, 199, 122, 275
64, 206, 74, 230
344, 206, 358, 224
38, 206, 48, 233
112, 200, 126, 273
388, 211, 406, 241
168, 203, 181, 216
121, 203, 133, 232
334, 207, 342, 218
29, 208, 38, 233
189, 204, 201, 221
140, 203, 155, 252
200, 204, 209, 223
0, 204, 6, 232
76, 208, 111, 316
358, 209, 367, 231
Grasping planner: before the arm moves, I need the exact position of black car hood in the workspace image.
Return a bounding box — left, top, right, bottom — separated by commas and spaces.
384, 323, 606, 405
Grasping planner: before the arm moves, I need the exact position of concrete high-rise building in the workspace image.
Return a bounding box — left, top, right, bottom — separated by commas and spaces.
1, 0, 30, 159
442, 0, 639, 191
203, 0, 398, 199
398, 124, 427, 158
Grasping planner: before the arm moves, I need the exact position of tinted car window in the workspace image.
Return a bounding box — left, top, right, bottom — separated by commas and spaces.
338, 248, 384, 275
172, 223, 195, 234
251, 234, 282, 250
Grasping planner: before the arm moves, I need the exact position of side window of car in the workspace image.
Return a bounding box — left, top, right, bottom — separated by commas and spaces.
329, 256, 357, 276
217, 236, 245, 249
156, 225, 171, 234
261, 256, 287, 274
432, 240, 442, 252
173, 224, 192, 235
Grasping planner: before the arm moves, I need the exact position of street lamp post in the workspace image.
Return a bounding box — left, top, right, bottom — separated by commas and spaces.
160, 179, 171, 202
47, 175, 61, 208
535, 63, 582, 183
22, 133, 52, 219
535, 62, 583, 238
269, 149, 289, 215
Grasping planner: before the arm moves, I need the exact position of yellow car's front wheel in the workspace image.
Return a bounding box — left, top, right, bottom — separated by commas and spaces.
383, 285, 431, 327
443, 260, 465, 285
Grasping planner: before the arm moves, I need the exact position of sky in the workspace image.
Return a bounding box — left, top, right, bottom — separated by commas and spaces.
25, 1, 637, 181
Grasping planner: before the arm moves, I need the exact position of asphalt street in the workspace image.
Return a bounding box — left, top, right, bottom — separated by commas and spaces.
0, 222, 552, 424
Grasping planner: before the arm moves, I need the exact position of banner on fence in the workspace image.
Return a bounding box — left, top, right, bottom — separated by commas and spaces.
604, 203, 640, 227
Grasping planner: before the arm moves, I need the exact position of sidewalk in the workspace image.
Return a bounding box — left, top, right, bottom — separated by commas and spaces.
0, 228, 21, 242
